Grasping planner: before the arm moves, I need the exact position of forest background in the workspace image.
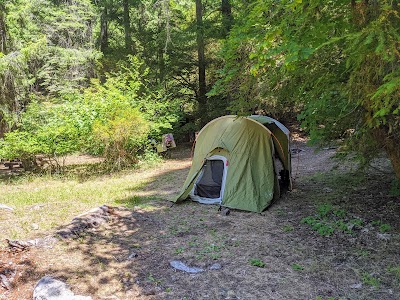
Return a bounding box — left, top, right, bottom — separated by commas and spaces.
0, 0, 399, 178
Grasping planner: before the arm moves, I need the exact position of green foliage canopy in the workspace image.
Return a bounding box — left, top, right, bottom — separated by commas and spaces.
212, 0, 400, 176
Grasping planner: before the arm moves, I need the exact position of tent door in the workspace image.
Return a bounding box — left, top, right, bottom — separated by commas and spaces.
190, 155, 228, 205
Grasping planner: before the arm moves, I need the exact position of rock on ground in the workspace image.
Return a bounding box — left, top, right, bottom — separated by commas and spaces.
33, 276, 92, 300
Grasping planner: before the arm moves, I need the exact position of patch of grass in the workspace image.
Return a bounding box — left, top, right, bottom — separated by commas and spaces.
275, 208, 287, 217
209, 253, 221, 260
334, 220, 350, 233
350, 218, 363, 226
379, 223, 392, 233
388, 265, 400, 280
371, 220, 392, 233
313, 171, 365, 186
137, 150, 164, 168
188, 239, 198, 247
301, 203, 366, 237
147, 274, 163, 286
202, 243, 222, 253
194, 241, 226, 260
317, 203, 333, 218
123, 195, 142, 208
362, 272, 381, 288
282, 225, 294, 232
175, 246, 185, 254
209, 229, 217, 237
301, 216, 335, 236
355, 249, 370, 257
291, 263, 304, 271
305, 171, 367, 212
333, 209, 346, 218
0, 159, 179, 239
249, 258, 265, 268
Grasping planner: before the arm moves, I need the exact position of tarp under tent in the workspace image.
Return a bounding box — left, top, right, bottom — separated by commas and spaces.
174, 115, 292, 213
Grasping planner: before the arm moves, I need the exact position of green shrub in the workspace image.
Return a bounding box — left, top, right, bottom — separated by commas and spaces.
92, 108, 150, 168
0, 100, 85, 171
0, 56, 183, 172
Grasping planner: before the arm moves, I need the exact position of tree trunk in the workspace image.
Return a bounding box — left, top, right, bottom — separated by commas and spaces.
374, 127, 400, 179
99, 8, 109, 52
196, 0, 207, 126
0, 3, 7, 54
123, 0, 132, 52
157, 8, 165, 84
221, 0, 233, 37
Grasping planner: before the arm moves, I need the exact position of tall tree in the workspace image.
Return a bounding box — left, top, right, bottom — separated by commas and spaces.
221, 0, 233, 37
123, 0, 132, 52
212, 0, 400, 178
196, 0, 207, 125
99, 7, 109, 52
0, 2, 6, 54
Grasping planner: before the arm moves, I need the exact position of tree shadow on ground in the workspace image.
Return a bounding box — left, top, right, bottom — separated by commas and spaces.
1, 144, 400, 300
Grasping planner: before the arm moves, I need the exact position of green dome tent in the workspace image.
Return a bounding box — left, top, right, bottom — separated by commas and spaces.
174, 115, 292, 213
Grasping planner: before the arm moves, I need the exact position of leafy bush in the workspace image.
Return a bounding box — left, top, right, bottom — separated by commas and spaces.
0, 56, 183, 172
92, 108, 150, 168
0, 131, 41, 171
0, 100, 85, 171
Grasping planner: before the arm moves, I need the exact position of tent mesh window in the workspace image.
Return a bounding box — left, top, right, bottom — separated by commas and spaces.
195, 160, 224, 198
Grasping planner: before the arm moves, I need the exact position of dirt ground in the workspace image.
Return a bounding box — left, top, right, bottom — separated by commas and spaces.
1, 138, 399, 300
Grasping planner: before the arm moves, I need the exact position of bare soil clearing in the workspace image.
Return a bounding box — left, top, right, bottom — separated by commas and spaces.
1, 140, 399, 300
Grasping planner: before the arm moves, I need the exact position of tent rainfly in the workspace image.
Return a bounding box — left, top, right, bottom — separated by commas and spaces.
174, 115, 292, 213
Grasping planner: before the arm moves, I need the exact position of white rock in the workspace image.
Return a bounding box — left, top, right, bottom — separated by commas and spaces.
169, 260, 204, 273
377, 233, 391, 241
33, 276, 92, 300
0, 204, 13, 211
350, 283, 363, 289
209, 263, 222, 270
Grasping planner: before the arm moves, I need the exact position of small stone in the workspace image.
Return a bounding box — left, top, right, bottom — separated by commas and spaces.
31, 223, 39, 230
0, 274, 11, 290
0, 204, 13, 211
226, 290, 235, 298
32, 205, 44, 210
221, 208, 230, 216
142, 288, 156, 296
350, 283, 363, 289
170, 260, 204, 273
128, 252, 138, 260
33, 276, 92, 300
209, 263, 222, 270
322, 187, 333, 193
377, 233, 391, 241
